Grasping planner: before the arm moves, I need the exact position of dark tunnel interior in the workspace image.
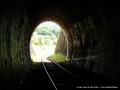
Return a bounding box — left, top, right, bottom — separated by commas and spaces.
0, 0, 120, 89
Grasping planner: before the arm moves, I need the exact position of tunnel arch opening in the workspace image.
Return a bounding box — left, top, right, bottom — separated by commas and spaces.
30, 21, 68, 62
26, 0, 108, 67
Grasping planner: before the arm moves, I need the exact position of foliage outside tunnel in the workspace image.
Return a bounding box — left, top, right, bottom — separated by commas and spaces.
30, 22, 67, 62
49, 54, 66, 63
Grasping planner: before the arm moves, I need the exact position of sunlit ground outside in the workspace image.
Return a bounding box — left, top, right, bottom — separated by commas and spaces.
30, 44, 55, 62
30, 21, 60, 62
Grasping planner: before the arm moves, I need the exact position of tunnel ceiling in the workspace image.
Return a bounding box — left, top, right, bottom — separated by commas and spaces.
28, 0, 98, 29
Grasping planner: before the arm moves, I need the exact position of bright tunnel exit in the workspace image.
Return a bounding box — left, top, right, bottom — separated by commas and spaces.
30, 21, 61, 62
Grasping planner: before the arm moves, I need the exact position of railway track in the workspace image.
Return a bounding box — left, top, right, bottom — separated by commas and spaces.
41, 55, 85, 90
19, 54, 86, 90
19, 54, 118, 89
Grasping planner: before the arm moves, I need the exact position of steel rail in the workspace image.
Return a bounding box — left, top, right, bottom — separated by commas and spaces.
48, 57, 82, 80
41, 54, 85, 90
41, 57, 58, 90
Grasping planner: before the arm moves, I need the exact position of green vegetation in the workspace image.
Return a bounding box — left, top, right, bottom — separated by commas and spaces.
31, 26, 59, 46
36, 27, 59, 37
30, 22, 60, 62
49, 54, 66, 63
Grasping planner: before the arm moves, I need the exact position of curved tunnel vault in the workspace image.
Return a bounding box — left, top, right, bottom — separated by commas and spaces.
0, 0, 119, 89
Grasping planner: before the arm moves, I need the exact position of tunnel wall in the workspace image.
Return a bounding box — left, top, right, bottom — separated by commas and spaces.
0, 1, 30, 89
69, 0, 120, 79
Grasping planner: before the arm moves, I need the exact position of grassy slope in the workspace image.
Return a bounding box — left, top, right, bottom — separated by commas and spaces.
49, 54, 66, 63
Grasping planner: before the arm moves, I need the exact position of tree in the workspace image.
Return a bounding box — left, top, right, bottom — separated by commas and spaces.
35, 26, 59, 36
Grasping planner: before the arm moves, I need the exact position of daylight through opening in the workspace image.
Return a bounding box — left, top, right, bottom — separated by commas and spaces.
30, 21, 67, 62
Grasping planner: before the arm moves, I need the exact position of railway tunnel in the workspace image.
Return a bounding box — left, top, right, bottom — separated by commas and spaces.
0, 0, 119, 89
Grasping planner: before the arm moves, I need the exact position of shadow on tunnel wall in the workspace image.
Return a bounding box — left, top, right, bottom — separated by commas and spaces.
0, 0, 119, 89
